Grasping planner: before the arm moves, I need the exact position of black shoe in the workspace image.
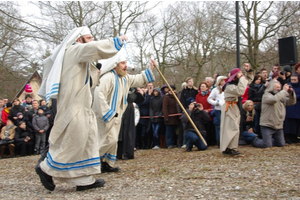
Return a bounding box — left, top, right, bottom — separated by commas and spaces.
230, 149, 240, 156
76, 179, 105, 191
222, 148, 231, 155
101, 162, 120, 173
35, 164, 55, 191
186, 147, 192, 152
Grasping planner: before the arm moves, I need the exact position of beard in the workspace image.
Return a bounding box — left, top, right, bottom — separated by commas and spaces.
115, 66, 127, 77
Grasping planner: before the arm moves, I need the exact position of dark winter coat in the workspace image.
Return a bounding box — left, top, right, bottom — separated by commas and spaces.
286, 81, 300, 119
248, 84, 266, 103
180, 87, 198, 109
138, 93, 152, 125
181, 108, 210, 138
14, 127, 34, 144
240, 109, 255, 133
163, 92, 180, 125
149, 95, 164, 123
8, 105, 25, 122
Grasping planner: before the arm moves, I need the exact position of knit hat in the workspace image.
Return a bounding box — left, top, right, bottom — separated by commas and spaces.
25, 84, 33, 93
153, 87, 161, 93
38, 106, 45, 111
186, 97, 195, 105
17, 112, 23, 117
6, 102, 12, 108
283, 65, 292, 73
226, 68, 241, 83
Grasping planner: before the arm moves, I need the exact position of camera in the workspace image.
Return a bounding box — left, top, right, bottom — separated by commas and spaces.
280, 71, 286, 75
194, 103, 199, 107
289, 85, 292, 88
266, 78, 271, 82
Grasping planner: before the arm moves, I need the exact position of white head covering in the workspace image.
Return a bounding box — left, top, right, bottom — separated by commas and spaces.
38, 26, 91, 102
99, 47, 127, 76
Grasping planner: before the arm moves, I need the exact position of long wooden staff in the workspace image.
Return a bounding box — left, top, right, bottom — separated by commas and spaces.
153, 64, 207, 146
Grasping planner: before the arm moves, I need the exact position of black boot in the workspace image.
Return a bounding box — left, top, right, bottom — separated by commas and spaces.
101, 162, 120, 173
35, 164, 55, 191
76, 179, 105, 191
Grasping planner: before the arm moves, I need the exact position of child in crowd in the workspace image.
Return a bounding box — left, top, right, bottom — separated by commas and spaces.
32, 107, 49, 154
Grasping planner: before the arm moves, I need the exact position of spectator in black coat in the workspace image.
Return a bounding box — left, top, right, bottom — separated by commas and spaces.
247, 74, 268, 137
149, 87, 164, 149
8, 98, 25, 124
15, 121, 34, 156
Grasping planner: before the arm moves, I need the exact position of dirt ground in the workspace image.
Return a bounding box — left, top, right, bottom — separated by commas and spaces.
0, 144, 300, 200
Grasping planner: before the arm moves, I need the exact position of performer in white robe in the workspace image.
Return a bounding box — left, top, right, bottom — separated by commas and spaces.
36, 26, 128, 191
92, 49, 156, 172
220, 68, 248, 156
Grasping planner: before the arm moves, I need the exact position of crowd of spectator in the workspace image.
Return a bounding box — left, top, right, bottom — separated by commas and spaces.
0, 95, 54, 158
1, 62, 300, 159
132, 62, 300, 155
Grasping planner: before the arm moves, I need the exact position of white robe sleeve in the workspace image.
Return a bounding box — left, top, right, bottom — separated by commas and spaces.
93, 73, 117, 123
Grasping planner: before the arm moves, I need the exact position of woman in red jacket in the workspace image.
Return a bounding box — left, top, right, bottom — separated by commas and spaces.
196, 82, 212, 111
196, 82, 214, 145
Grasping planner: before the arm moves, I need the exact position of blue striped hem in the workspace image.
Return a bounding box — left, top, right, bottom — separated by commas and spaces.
46, 152, 100, 171
102, 153, 116, 162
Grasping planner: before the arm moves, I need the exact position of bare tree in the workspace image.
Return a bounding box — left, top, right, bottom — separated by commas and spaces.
0, 2, 36, 100
239, 1, 299, 70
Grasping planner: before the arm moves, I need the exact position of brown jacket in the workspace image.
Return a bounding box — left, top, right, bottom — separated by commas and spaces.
0, 126, 16, 140
163, 92, 180, 125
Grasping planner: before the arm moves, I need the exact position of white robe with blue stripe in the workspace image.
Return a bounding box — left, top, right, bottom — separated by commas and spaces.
40, 38, 122, 183
93, 68, 155, 167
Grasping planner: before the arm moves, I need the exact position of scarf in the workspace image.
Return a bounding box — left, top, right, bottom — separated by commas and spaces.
4, 125, 14, 137
201, 91, 208, 96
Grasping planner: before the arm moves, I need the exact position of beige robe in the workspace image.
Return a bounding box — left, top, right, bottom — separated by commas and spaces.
40, 38, 121, 184
93, 69, 155, 167
220, 76, 248, 151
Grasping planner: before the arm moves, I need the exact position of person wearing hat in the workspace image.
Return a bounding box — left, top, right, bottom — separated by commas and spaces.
14, 112, 30, 128
181, 97, 210, 152
36, 26, 129, 192
149, 87, 164, 149
92, 49, 156, 173
207, 75, 227, 147
220, 68, 248, 156
162, 84, 179, 148
278, 65, 292, 86
1, 102, 13, 126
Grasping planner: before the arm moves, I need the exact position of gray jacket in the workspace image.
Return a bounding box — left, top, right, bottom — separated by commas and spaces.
260, 80, 296, 130
32, 114, 49, 132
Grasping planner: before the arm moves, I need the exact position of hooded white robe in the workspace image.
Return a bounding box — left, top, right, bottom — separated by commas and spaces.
93, 68, 155, 167
40, 38, 123, 185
